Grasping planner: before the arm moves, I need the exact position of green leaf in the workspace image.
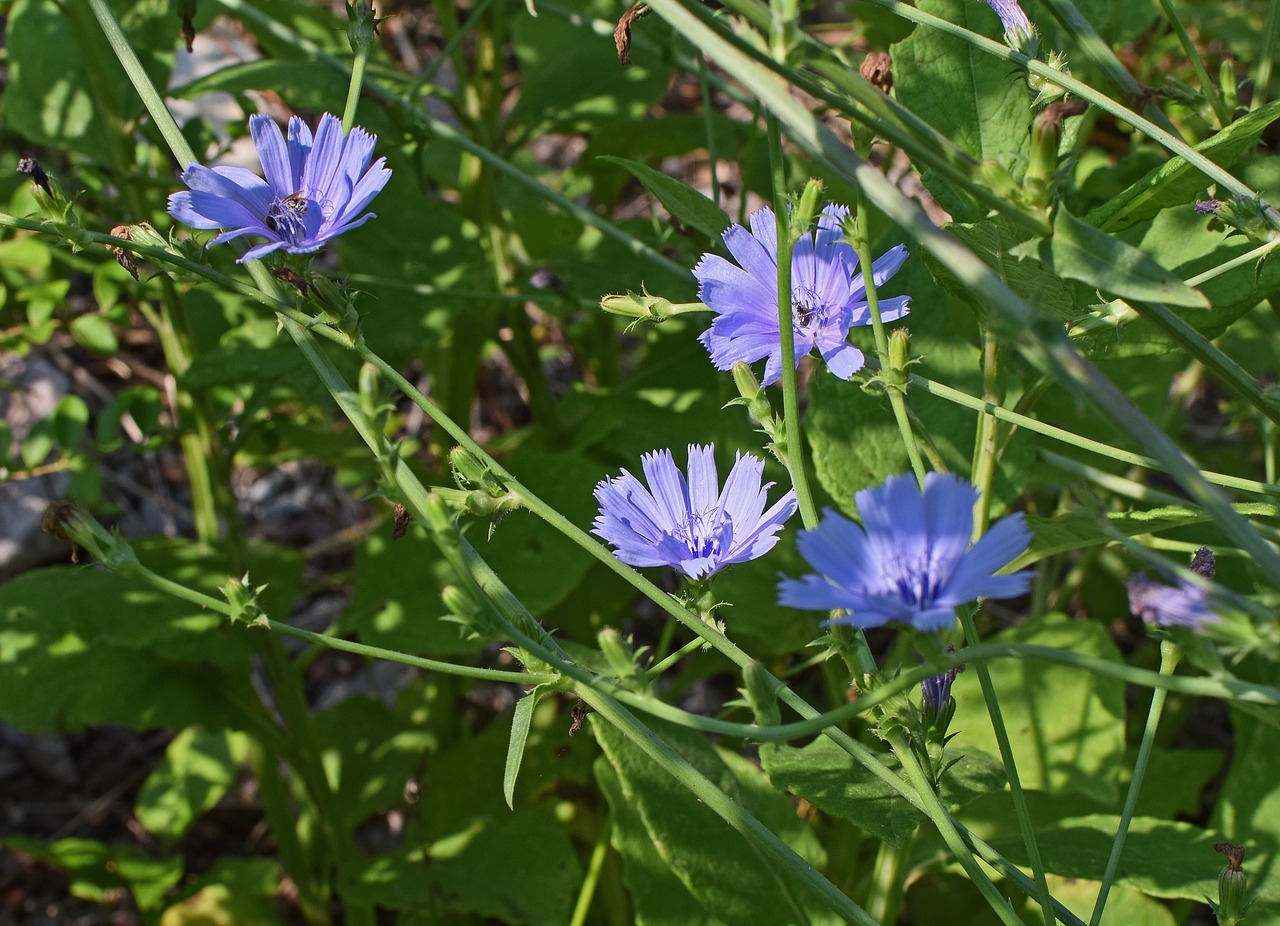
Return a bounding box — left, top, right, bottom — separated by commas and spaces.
70, 314, 120, 355
504, 685, 544, 810
2, 836, 184, 912
891, 0, 1033, 220
988, 814, 1218, 901
1087, 100, 1280, 232
593, 716, 838, 926
160, 858, 286, 926
950, 614, 1126, 798
19, 418, 54, 469
761, 738, 1006, 845
597, 759, 722, 925
598, 155, 730, 241
1012, 502, 1280, 569
135, 727, 250, 845
52, 395, 90, 450
1022, 206, 1209, 308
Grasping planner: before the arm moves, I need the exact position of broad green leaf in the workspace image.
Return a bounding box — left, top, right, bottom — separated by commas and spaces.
597, 760, 723, 925
160, 858, 286, 926
19, 418, 53, 469
950, 614, 1126, 799
597, 155, 730, 241
6, 0, 173, 162
1023, 207, 1209, 308
761, 738, 1006, 845
593, 716, 838, 926
2, 836, 184, 912
69, 314, 120, 355
891, 0, 1033, 220
1034, 876, 1177, 926
1065, 0, 1159, 41
52, 395, 90, 450
136, 727, 250, 845
1012, 502, 1280, 569
1087, 100, 1280, 232
504, 685, 545, 809
987, 814, 1218, 900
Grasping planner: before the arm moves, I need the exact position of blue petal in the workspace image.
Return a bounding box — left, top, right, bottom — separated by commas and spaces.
639, 449, 689, 533
250, 115, 294, 195
686, 444, 720, 515
818, 341, 864, 380
943, 513, 1032, 604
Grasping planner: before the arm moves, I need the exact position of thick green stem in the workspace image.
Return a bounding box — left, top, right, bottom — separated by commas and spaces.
766, 116, 819, 528
883, 728, 1026, 926
971, 327, 1002, 540
1090, 639, 1182, 925
569, 818, 612, 926
864, 830, 914, 924
851, 187, 927, 486
341, 41, 370, 133
1154, 0, 1231, 127
959, 609, 1056, 926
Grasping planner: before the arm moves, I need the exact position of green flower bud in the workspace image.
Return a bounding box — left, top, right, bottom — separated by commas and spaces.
1211, 842, 1252, 926
598, 628, 638, 680
792, 179, 825, 238
223, 573, 269, 628
600, 288, 675, 321
742, 660, 781, 726
346, 1, 380, 54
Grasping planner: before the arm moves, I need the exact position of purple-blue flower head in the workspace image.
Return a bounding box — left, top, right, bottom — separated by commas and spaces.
921, 648, 964, 720
592, 444, 798, 580
168, 113, 391, 262
985, 0, 1036, 46
778, 472, 1032, 631
1127, 546, 1219, 629
693, 205, 910, 387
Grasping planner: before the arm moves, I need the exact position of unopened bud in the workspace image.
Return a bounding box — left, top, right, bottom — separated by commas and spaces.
598, 628, 638, 680
177, 0, 197, 51
793, 179, 825, 237
346, 1, 380, 54
223, 573, 269, 628
1212, 842, 1251, 926
1190, 546, 1216, 580
600, 288, 675, 321
742, 660, 780, 726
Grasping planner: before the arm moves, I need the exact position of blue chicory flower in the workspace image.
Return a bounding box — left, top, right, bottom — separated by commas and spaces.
168, 112, 391, 262
592, 444, 798, 580
1126, 546, 1219, 629
921, 647, 963, 720
693, 204, 910, 387
778, 472, 1032, 631
985, 0, 1036, 46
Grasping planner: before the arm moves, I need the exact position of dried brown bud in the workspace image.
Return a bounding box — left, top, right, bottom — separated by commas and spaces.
107, 225, 140, 280
270, 266, 311, 294
1036, 98, 1088, 133
860, 52, 893, 94
392, 502, 410, 540
17, 157, 51, 194
614, 3, 648, 66
1215, 842, 1246, 873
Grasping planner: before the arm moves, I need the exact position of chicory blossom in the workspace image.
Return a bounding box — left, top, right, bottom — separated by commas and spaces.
693, 205, 910, 387
592, 444, 797, 580
920, 648, 963, 721
168, 113, 391, 262
778, 472, 1032, 631
985, 0, 1036, 47
1126, 546, 1219, 629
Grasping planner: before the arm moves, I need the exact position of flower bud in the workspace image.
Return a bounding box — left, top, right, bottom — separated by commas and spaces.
792, 179, 825, 238
598, 627, 639, 680
177, 0, 198, 51
742, 660, 781, 726
1211, 842, 1251, 926
346, 1, 380, 54
223, 573, 269, 628
600, 288, 675, 321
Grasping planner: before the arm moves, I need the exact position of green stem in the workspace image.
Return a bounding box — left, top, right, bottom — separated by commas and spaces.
851, 186, 927, 486
646, 635, 705, 679
341, 33, 371, 133
883, 728, 1027, 926
1090, 639, 1182, 926
1256, 0, 1280, 107
766, 116, 819, 529
697, 51, 722, 207
971, 327, 1002, 540
958, 609, 1056, 926
569, 818, 612, 926
864, 830, 914, 924
1154, 0, 1231, 126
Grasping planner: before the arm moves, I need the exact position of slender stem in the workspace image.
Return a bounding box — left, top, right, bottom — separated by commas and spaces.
766, 116, 819, 528
569, 818, 612, 926
883, 729, 1027, 926
697, 51, 723, 207
851, 187, 927, 486
958, 609, 1056, 926
864, 830, 914, 924
1090, 639, 1182, 926
971, 327, 1002, 540
341, 31, 371, 132
646, 635, 705, 679
1154, 0, 1230, 126
1256, 0, 1280, 107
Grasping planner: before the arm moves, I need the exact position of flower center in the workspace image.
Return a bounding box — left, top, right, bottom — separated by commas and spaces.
675, 508, 725, 559
791, 284, 835, 335
265, 192, 312, 244
886, 549, 942, 610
